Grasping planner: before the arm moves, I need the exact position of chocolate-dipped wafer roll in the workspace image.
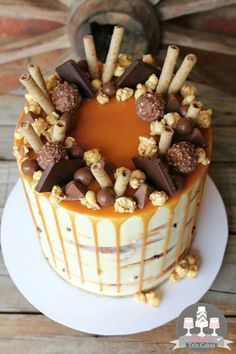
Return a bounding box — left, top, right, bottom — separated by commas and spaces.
158, 127, 174, 155
186, 101, 202, 120
28, 64, 49, 98
102, 25, 125, 83
168, 54, 197, 94
114, 167, 131, 197
91, 162, 113, 188
52, 120, 67, 142
156, 45, 179, 95
83, 35, 100, 80
20, 73, 54, 115
20, 122, 43, 153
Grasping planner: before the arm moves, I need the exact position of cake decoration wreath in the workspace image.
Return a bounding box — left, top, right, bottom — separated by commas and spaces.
14, 25, 211, 214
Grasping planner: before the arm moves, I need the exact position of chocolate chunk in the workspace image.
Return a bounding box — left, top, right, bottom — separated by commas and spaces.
35, 158, 83, 192
175, 117, 194, 136
134, 183, 154, 209
56, 59, 95, 98
21, 111, 38, 126
77, 59, 89, 72
132, 156, 177, 195
100, 159, 116, 176
97, 187, 116, 207
65, 181, 87, 200
60, 112, 77, 133
179, 105, 189, 117
115, 59, 159, 89
21, 158, 40, 177
166, 93, 182, 113
184, 127, 207, 147
68, 145, 85, 159
74, 167, 94, 186
102, 82, 116, 97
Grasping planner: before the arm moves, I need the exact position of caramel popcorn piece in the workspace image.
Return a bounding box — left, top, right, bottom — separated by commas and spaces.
175, 259, 189, 278
32, 118, 49, 136
46, 74, 61, 92
24, 100, 41, 115
91, 79, 102, 92
31, 170, 43, 190
187, 264, 199, 279
84, 148, 102, 167
138, 136, 157, 158
142, 54, 155, 65
145, 74, 158, 91
181, 84, 197, 98
114, 197, 136, 213
169, 253, 199, 283
134, 84, 149, 100
14, 129, 24, 141
13, 144, 29, 160
150, 120, 165, 136
80, 191, 100, 210
46, 112, 59, 126
49, 185, 66, 205
145, 291, 160, 308
129, 169, 146, 189
163, 112, 181, 128
118, 53, 132, 68
195, 147, 210, 166
116, 87, 134, 102
96, 92, 109, 105
114, 64, 125, 77
182, 95, 195, 106
64, 137, 76, 149
149, 191, 168, 206
134, 292, 147, 304
196, 109, 212, 128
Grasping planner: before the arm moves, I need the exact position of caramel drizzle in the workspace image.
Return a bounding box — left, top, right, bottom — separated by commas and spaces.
92, 220, 103, 292
52, 207, 71, 279
70, 214, 84, 283
32, 188, 57, 268
160, 201, 177, 273
114, 221, 122, 293
138, 217, 151, 292
174, 192, 191, 266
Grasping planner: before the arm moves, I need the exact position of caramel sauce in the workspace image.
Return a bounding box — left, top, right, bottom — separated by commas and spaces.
70, 214, 84, 283
92, 220, 103, 291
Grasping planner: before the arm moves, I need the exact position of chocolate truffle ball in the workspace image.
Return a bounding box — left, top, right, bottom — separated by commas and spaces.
102, 82, 116, 97
166, 142, 197, 175
74, 167, 94, 186
37, 142, 68, 170
136, 92, 166, 122
21, 158, 40, 177
68, 145, 85, 159
179, 105, 189, 117
60, 112, 77, 133
166, 93, 181, 113
97, 187, 116, 207
51, 81, 81, 113
175, 117, 194, 136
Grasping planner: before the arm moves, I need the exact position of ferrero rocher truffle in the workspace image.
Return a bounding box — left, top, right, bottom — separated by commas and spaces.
166, 142, 197, 175
97, 187, 116, 207
51, 81, 81, 113
136, 92, 166, 122
37, 142, 68, 170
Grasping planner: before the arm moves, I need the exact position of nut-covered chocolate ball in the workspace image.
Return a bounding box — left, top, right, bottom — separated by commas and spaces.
21, 158, 40, 177
51, 81, 81, 113
97, 187, 116, 207
74, 167, 94, 186
60, 112, 77, 133
37, 142, 68, 170
136, 92, 166, 122
175, 117, 194, 136
166, 142, 197, 175
102, 82, 116, 97
68, 145, 85, 159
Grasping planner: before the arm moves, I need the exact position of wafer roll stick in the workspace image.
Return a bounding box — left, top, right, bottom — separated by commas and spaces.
102, 25, 125, 83
156, 45, 179, 95
28, 64, 49, 98
168, 54, 197, 94
91, 162, 113, 188
83, 35, 100, 80
159, 127, 174, 155
19, 73, 54, 115
114, 167, 131, 197
52, 120, 67, 142
186, 101, 202, 120
20, 122, 43, 153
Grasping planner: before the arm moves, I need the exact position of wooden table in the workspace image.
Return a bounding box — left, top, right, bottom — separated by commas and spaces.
0, 83, 235, 353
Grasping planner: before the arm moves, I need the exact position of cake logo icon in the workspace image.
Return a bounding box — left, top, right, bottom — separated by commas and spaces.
170, 303, 233, 351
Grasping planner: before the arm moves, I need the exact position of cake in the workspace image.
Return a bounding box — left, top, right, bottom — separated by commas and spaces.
14, 26, 212, 299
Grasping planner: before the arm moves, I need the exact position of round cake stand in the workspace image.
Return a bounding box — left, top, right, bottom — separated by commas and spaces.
1, 176, 228, 335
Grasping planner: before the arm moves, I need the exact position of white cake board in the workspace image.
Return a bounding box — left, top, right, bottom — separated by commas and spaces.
1, 176, 228, 335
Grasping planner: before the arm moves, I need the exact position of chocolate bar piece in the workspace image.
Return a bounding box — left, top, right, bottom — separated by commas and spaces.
132, 156, 177, 196
65, 181, 87, 200
100, 159, 116, 176
56, 60, 95, 98
35, 158, 83, 192
134, 183, 154, 209
115, 59, 159, 89
184, 128, 207, 147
